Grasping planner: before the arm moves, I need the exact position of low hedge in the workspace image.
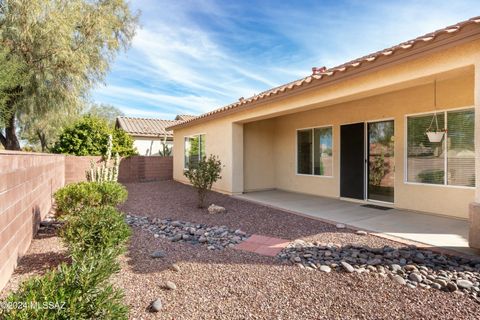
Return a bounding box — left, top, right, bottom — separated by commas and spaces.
0, 250, 127, 320
1, 185, 131, 319
61, 206, 131, 258
54, 181, 127, 216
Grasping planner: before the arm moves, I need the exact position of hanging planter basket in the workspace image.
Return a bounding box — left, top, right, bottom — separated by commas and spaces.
426, 131, 445, 143
425, 112, 446, 143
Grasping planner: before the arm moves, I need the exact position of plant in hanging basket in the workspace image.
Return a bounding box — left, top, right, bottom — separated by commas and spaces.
425, 129, 447, 143
425, 112, 447, 143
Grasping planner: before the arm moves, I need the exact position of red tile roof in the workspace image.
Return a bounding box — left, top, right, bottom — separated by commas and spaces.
116, 117, 179, 138
168, 16, 480, 130
175, 114, 197, 121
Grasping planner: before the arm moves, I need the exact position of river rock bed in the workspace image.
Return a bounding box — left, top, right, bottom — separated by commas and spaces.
126, 214, 250, 250
279, 239, 480, 302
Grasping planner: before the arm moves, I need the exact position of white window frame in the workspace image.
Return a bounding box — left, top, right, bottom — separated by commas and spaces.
295, 125, 334, 178
404, 106, 475, 189
184, 133, 206, 170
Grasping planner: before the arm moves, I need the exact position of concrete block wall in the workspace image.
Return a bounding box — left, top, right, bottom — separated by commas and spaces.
118, 156, 173, 183
0, 151, 65, 290
64, 155, 102, 184
64, 155, 173, 184
0, 152, 173, 291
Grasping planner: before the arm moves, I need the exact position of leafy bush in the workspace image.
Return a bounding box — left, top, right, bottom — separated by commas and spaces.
417, 170, 445, 184
184, 154, 222, 208
61, 206, 131, 257
54, 181, 127, 216
51, 115, 137, 156
1, 250, 128, 320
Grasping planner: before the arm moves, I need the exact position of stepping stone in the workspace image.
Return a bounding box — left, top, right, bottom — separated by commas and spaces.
234, 234, 290, 257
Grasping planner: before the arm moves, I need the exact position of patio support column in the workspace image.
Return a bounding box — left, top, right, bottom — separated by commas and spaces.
470, 62, 480, 249
231, 122, 244, 194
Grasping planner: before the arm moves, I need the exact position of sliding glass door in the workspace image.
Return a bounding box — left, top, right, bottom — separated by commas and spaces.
367, 120, 394, 203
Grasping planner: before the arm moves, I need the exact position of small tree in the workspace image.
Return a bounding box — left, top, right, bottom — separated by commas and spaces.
184, 155, 222, 208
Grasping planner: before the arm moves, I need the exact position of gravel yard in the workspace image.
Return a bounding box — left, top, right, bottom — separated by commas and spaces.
3, 180, 480, 319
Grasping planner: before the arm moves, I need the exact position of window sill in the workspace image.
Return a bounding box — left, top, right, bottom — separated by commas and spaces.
295, 173, 334, 179
403, 181, 475, 190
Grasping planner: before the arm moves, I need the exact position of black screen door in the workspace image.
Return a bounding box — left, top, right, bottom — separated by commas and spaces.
340, 123, 365, 199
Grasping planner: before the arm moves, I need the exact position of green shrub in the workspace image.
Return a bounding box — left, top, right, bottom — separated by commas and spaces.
417, 169, 445, 184
0, 250, 128, 320
51, 115, 137, 156
54, 181, 127, 216
184, 154, 222, 208
61, 206, 131, 257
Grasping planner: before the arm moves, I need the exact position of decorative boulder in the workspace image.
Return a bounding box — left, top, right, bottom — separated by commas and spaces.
208, 204, 226, 214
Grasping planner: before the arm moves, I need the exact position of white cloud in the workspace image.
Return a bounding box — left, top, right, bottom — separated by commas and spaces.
94, 0, 478, 119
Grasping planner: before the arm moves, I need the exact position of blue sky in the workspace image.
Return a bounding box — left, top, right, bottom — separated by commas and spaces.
92, 0, 479, 120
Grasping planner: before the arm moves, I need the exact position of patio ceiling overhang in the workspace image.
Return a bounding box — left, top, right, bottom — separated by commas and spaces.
167, 17, 480, 130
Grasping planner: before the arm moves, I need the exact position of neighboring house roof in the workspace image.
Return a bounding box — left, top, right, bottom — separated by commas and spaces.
175, 114, 197, 121
167, 16, 480, 131
116, 117, 178, 138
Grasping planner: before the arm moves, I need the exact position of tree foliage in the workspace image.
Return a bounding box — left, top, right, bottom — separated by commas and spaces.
19, 107, 81, 152
52, 115, 136, 156
184, 155, 222, 208
87, 103, 125, 125
0, 0, 138, 149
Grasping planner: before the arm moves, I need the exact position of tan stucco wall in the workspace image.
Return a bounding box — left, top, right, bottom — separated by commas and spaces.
172, 39, 480, 218
133, 137, 173, 156
271, 72, 474, 219
172, 119, 237, 193
243, 119, 276, 191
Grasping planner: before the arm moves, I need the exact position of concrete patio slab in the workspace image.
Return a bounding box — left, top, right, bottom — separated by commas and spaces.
236, 190, 479, 256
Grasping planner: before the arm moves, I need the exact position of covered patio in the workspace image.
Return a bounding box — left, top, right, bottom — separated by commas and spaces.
236, 189, 477, 256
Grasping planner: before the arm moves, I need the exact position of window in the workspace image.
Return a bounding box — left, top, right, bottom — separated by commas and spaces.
447, 109, 475, 187
297, 126, 333, 176
406, 108, 474, 187
184, 134, 205, 169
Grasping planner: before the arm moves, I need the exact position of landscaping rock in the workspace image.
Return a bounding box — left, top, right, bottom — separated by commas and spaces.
336, 223, 346, 229
150, 250, 166, 259
356, 230, 368, 235
392, 275, 406, 285
208, 204, 226, 214
126, 214, 250, 250
319, 265, 331, 273
447, 282, 458, 292
165, 281, 177, 290
279, 238, 480, 302
457, 279, 473, 290
341, 262, 355, 273
171, 264, 181, 272
150, 299, 162, 312
408, 273, 422, 283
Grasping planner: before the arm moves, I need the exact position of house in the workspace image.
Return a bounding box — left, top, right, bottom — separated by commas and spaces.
167, 17, 480, 247
116, 115, 195, 156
